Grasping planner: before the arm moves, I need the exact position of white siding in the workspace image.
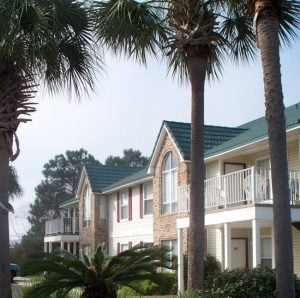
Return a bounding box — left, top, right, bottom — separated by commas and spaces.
206, 228, 223, 266
108, 184, 153, 255
206, 161, 221, 179
293, 226, 300, 276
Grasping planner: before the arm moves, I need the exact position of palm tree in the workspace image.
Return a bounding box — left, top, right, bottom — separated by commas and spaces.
23, 244, 175, 298
230, 1, 300, 296
93, 0, 256, 289
8, 166, 23, 200
0, 1, 97, 296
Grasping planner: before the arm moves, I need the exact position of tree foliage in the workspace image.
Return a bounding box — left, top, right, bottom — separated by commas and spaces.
23, 244, 175, 298
21, 149, 100, 257
8, 165, 23, 200
105, 148, 149, 167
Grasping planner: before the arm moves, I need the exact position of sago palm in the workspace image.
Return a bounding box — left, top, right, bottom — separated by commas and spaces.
227, 1, 300, 296
93, 0, 256, 289
23, 244, 175, 298
0, 1, 97, 296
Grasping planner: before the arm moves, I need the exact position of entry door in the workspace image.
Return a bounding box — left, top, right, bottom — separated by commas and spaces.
231, 239, 247, 268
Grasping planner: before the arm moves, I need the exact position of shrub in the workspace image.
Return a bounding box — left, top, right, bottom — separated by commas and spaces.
204, 266, 300, 298
184, 254, 222, 290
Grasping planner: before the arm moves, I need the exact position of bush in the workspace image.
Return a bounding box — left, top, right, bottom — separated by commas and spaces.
118, 273, 177, 297
184, 254, 222, 290
204, 266, 300, 298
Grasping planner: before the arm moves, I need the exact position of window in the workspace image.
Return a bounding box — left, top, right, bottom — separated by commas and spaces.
120, 190, 128, 220
83, 186, 91, 227
100, 197, 107, 226
261, 237, 272, 268
161, 240, 177, 270
144, 183, 153, 215
162, 152, 178, 214
121, 243, 129, 252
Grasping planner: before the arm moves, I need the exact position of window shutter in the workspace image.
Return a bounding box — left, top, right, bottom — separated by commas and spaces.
117, 191, 120, 223
129, 188, 132, 221
117, 242, 120, 254
140, 184, 143, 219
128, 241, 132, 249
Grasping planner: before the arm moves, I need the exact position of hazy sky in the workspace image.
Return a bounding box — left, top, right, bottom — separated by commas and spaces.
9, 39, 300, 242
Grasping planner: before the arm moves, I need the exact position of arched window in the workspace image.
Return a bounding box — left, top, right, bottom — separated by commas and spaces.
162, 152, 177, 214
83, 185, 91, 227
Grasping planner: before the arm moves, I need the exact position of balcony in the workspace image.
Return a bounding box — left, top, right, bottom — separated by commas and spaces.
45, 217, 79, 236
178, 167, 300, 213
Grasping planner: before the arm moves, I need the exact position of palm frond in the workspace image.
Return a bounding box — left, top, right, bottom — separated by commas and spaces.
8, 166, 23, 199
93, 0, 168, 64
279, 0, 300, 47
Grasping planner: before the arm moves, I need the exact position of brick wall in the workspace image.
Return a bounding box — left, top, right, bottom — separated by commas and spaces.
153, 133, 190, 253
78, 178, 108, 255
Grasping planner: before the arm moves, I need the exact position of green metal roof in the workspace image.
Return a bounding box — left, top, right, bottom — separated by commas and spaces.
102, 168, 152, 193
164, 121, 246, 160
205, 102, 300, 157
84, 164, 142, 193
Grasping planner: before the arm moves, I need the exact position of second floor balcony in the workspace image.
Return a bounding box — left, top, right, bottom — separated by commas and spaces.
178, 167, 300, 214
45, 217, 79, 236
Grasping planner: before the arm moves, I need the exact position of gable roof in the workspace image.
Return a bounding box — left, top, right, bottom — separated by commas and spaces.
205, 102, 300, 157
164, 121, 246, 160
84, 164, 141, 193
102, 168, 152, 193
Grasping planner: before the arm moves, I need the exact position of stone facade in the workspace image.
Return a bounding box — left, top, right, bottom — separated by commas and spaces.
78, 178, 108, 255
153, 133, 190, 253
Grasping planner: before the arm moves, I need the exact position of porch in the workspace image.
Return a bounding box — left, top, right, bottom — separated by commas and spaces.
44, 216, 80, 255
178, 166, 300, 214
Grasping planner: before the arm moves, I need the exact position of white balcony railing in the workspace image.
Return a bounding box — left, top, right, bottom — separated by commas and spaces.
178, 167, 300, 213
45, 217, 79, 235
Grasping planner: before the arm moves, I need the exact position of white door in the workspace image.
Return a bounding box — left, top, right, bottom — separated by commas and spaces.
231, 239, 247, 268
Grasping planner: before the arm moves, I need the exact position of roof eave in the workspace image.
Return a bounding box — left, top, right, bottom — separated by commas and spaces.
102, 176, 153, 194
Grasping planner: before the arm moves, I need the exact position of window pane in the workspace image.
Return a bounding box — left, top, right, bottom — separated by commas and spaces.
121, 206, 128, 219
144, 199, 153, 215
162, 203, 170, 214
261, 238, 271, 258
171, 171, 177, 202
144, 184, 152, 199
121, 244, 128, 252
261, 258, 272, 269
171, 153, 177, 168
163, 173, 170, 203
163, 153, 171, 171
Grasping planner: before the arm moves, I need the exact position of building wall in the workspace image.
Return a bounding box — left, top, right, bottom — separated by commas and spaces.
107, 183, 153, 255
78, 177, 108, 255
153, 133, 190, 254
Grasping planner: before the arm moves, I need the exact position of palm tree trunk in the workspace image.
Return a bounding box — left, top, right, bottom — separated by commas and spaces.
0, 133, 12, 298
256, 12, 295, 298
187, 53, 207, 290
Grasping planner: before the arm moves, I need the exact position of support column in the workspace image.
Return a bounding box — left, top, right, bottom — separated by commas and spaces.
252, 219, 261, 267
67, 242, 71, 253
72, 207, 76, 234
44, 242, 47, 253
49, 242, 53, 253
177, 227, 184, 294
61, 240, 64, 250
224, 223, 231, 269
271, 225, 276, 269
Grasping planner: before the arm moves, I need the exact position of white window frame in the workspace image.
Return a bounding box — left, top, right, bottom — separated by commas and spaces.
162, 152, 178, 214
120, 190, 129, 220
161, 239, 177, 271
83, 186, 91, 228
260, 236, 272, 269
143, 183, 153, 216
